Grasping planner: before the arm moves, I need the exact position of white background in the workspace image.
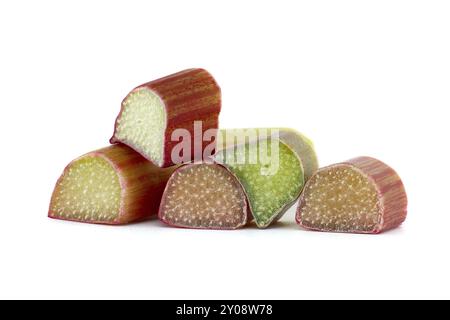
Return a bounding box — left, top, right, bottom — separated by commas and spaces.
0, 0, 449, 300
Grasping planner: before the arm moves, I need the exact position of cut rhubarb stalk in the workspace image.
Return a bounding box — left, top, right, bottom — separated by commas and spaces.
110, 68, 221, 167
49, 144, 176, 225
158, 163, 248, 230
215, 128, 314, 228
296, 156, 408, 234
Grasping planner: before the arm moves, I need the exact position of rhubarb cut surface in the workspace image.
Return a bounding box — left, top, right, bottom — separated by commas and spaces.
114, 89, 166, 167
296, 156, 408, 234
111, 68, 221, 167
50, 156, 121, 223
215, 129, 311, 228
159, 164, 248, 230
49, 144, 176, 224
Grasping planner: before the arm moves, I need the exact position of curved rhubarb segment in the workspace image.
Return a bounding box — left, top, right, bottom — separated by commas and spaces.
111, 68, 221, 167
296, 156, 408, 234
215, 128, 315, 228
158, 163, 248, 230
49, 144, 176, 225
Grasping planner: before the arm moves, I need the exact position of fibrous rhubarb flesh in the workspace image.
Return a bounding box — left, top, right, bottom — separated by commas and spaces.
296, 156, 407, 234
111, 68, 221, 167
216, 128, 316, 228
159, 164, 248, 229
49, 144, 176, 224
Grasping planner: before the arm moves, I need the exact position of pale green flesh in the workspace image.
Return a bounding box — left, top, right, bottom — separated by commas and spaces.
216, 139, 304, 228
50, 156, 122, 222
114, 88, 166, 166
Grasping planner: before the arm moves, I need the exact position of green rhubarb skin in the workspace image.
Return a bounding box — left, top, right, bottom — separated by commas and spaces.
278, 128, 318, 181
216, 137, 304, 228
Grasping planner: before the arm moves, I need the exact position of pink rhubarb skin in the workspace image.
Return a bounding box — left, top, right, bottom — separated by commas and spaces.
158, 163, 250, 230
296, 156, 408, 234
49, 144, 177, 225
110, 68, 221, 167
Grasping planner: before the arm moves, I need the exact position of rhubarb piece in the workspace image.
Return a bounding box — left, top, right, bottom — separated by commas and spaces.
215, 128, 311, 228
159, 164, 248, 229
49, 144, 176, 224
296, 156, 408, 234
111, 68, 221, 167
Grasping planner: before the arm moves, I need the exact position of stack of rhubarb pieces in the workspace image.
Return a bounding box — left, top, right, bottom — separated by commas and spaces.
49, 68, 407, 233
